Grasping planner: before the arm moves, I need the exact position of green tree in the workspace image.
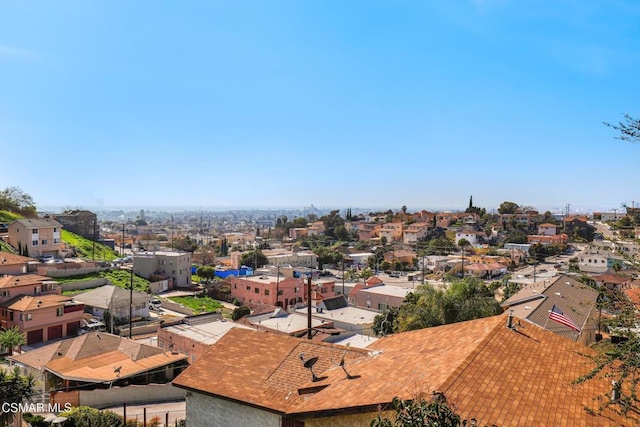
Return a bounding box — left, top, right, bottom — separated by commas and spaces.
320, 210, 345, 238
232, 305, 251, 320
334, 225, 350, 241
371, 395, 465, 427
0, 326, 25, 356
372, 307, 399, 337
0, 186, 37, 217
196, 265, 217, 283
498, 201, 519, 215
240, 250, 268, 270
60, 406, 126, 427
395, 277, 502, 333
0, 366, 36, 427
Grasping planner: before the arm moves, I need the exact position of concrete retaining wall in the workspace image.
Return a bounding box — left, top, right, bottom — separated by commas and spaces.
160, 299, 194, 316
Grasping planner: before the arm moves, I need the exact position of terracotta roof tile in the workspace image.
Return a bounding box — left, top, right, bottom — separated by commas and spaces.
0, 274, 55, 289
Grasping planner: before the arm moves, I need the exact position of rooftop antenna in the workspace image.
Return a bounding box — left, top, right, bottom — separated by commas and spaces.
331, 343, 359, 379
299, 353, 320, 382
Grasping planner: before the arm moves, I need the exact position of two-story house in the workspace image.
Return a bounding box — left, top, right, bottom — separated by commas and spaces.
7, 218, 63, 258
0, 274, 84, 345
378, 223, 403, 242
402, 222, 429, 244
133, 250, 192, 288
228, 275, 335, 308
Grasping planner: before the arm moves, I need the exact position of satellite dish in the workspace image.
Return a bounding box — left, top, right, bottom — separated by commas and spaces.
303, 356, 318, 369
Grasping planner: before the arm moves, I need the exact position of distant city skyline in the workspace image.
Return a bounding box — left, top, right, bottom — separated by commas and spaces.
2, 1, 639, 210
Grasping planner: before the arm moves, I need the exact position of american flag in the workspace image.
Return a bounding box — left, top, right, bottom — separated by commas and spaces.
548, 304, 580, 332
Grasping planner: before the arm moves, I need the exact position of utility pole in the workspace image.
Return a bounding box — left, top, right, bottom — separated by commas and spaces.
129, 267, 133, 339
121, 223, 125, 257
91, 219, 96, 261
307, 276, 312, 340
342, 258, 346, 296
275, 266, 280, 307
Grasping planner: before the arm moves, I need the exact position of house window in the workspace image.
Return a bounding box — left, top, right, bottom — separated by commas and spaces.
254, 287, 260, 294
246, 285, 251, 291
8, 311, 13, 321
265, 289, 270, 296
56, 307, 63, 317
42, 239, 48, 245
32, 229, 38, 234
1, 290, 8, 297
20, 313, 32, 321
53, 238, 60, 244
53, 227, 57, 232
32, 240, 38, 246
234, 284, 237, 289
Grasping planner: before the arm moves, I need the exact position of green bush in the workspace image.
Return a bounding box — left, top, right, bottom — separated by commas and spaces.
232, 305, 251, 320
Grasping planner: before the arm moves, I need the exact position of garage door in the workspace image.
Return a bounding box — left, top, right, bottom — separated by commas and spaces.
67, 321, 81, 336
27, 329, 43, 345
47, 325, 63, 341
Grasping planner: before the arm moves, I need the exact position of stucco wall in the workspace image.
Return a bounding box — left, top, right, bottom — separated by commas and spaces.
186, 392, 280, 427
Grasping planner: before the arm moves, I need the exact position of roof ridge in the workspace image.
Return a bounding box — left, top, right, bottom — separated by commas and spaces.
440, 318, 504, 393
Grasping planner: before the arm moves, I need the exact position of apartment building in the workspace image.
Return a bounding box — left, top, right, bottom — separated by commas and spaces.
133, 250, 193, 288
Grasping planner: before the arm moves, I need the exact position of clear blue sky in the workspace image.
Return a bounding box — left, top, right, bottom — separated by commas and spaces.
1, 1, 639, 213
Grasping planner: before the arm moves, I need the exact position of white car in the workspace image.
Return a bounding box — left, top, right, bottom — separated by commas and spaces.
149, 299, 162, 311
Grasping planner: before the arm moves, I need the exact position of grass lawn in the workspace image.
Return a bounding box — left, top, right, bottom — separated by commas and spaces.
0, 210, 23, 222
169, 296, 223, 315
62, 229, 119, 261
54, 269, 151, 293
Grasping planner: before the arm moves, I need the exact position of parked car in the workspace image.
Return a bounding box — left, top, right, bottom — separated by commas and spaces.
148, 299, 162, 311
39, 255, 54, 263
78, 320, 106, 335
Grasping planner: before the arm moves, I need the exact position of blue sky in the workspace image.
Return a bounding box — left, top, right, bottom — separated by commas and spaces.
1, 1, 639, 213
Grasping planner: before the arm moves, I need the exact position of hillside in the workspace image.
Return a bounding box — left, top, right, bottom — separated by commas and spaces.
0, 210, 23, 222
62, 229, 119, 261
56, 269, 151, 293
0, 210, 21, 253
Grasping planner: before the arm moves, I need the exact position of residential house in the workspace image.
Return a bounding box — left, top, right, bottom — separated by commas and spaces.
1, 294, 84, 345
600, 211, 625, 222
537, 223, 558, 236
297, 295, 377, 336
288, 227, 308, 240
173, 314, 632, 427
377, 222, 403, 242
383, 249, 416, 265
499, 211, 542, 227
402, 222, 429, 244
593, 273, 632, 291
72, 285, 152, 323
463, 262, 507, 279
454, 230, 484, 246
228, 275, 335, 308
527, 233, 568, 245
307, 221, 325, 236
501, 274, 599, 345
0, 275, 84, 344
356, 223, 381, 241
133, 250, 192, 288
10, 332, 187, 408
0, 252, 37, 275
157, 313, 252, 364
7, 218, 63, 258
352, 283, 411, 311
422, 255, 449, 272
578, 251, 611, 274
53, 210, 98, 240
230, 249, 318, 270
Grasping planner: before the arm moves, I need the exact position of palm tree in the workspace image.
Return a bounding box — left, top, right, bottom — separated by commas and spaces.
0, 326, 26, 356
0, 366, 36, 427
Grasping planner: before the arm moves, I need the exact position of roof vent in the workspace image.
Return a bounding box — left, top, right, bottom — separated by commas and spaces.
507, 310, 516, 330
